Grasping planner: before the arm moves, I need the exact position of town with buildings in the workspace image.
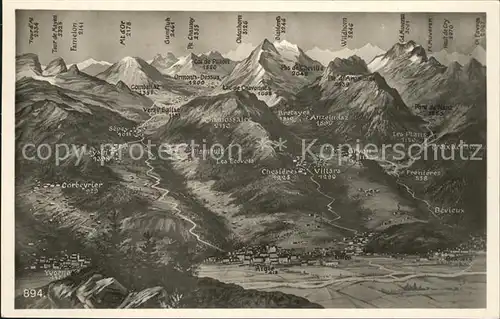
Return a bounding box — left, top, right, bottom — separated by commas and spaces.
25, 251, 92, 272
204, 233, 486, 270
204, 232, 373, 271
204, 244, 348, 271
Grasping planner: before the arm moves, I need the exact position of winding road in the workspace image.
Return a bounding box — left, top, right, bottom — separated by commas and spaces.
281, 144, 358, 234
302, 162, 358, 233
127, 115, 224, 252
142, 146, 224, 252
132, 113, 444, 249
284, 118, 446, 234
383, 120, 445, 221
333, 119, 443, 223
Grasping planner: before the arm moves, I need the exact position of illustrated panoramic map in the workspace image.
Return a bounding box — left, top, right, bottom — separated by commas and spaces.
13, 10, 487, 309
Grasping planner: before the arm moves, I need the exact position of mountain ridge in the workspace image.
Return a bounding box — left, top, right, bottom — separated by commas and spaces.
306, 43, 385, 66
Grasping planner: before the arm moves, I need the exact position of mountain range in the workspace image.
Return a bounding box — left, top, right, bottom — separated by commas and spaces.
16, 53, 43, 79
150, 90, 389, 244
221, 39, 324, 106
15, 38, 487, 274
159, 51, 237, 77
283, 52, 426, 150
14, 37, 487, 309
150, 52, 179, 73
368, 40, 486, 109
430, 45, 486, 66
306, 43, 385, 66
96, 56, 197, 99
16, 54, 153, 121
43, 57, 68, 76
97, 56, 172, 86
67, 58, 112, 76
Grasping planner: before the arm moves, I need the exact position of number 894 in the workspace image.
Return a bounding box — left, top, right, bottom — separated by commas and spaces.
23, 289, 43, 298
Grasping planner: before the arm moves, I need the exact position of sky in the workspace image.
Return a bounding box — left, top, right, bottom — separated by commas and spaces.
16, 11, 486, 65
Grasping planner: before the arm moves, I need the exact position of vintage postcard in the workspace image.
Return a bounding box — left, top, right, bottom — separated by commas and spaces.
2, 0, 499, 318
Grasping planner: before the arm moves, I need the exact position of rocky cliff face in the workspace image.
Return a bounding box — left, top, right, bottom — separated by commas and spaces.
43, 57, 68, 76
16, 53, 43, 79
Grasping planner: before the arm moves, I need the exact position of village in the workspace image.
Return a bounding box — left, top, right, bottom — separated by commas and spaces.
24, 251, 92, 272
204, 232, 372, 273
204, 233, 486, 272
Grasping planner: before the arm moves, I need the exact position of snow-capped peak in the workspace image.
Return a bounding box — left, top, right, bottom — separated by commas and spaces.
430, 45, 486, 66
273, 39, 304, 61
176, 55, 189, 64
121, 56, 138, 63
152, 52, 178, 62
470, 46, 486, 65
404, 41, 417, 52
117, 56, 145, 69
274, 39, 299, 50
306, 44, 385, 66
96, 55, 165, 86
75, 58, 111, 70
362, 43, 378, 50
471, 45, 486, 56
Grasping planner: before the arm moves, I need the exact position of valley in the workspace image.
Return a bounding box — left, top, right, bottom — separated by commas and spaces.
13, 10, 487, 309
199, 254, 486, 308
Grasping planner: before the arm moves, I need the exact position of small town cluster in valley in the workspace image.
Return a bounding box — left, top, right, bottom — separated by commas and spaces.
204, 234, 486, 269
204, 234, 370, 269
424, 235, 486, 265
23, 251, 92, 271
204, 244, 350, 270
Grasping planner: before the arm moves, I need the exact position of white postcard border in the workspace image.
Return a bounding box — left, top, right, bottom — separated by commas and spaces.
2, 1, 499, 318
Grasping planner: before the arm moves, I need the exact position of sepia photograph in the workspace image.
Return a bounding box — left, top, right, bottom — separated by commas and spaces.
2, 0, 499, 318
